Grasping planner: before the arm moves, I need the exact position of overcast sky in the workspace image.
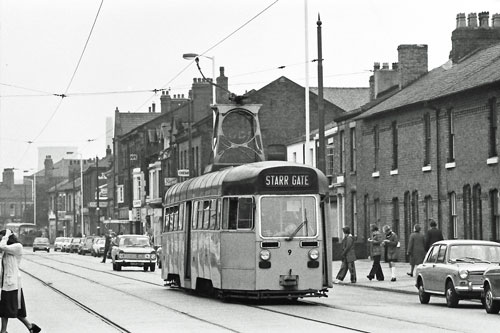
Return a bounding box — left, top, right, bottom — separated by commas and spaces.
1, 0, 499, 179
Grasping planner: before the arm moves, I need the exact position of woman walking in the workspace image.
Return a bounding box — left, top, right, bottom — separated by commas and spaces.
366, 224, 384, 281
382, 225, 399, 282
0, 229, 41, 333
406, 224, 426, 277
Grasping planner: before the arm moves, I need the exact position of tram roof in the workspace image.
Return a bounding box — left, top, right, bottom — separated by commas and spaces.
164, 161, 328, 206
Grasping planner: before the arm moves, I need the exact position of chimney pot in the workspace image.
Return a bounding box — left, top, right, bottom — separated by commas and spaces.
152, 103, 156, 112
456, 13, 467, 28
468, 13, 478, 27
392, 62, 399, 70
373, 62, 381, 70
148, 107, 151, 113
382, 62, 389, 69
493, 13, 500, 27
479, 11, 490, 27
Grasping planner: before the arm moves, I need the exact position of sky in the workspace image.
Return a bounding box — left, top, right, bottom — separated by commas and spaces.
1, 0, 499, 180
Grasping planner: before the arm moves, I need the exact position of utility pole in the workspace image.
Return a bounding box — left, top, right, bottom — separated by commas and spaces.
96, 156, 100, 236
316, 14, 326, 174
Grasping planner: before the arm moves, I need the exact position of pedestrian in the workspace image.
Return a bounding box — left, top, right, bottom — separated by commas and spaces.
101, 230, 113, 263
366, 224, 384, 281
382, 225, 399, 282
334, 226, 357, 284
425, 219, 444, 251
0, 229, 41, 333
406, 224, 426, 277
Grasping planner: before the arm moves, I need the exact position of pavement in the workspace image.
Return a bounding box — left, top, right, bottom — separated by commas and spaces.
331, 259, 418, 295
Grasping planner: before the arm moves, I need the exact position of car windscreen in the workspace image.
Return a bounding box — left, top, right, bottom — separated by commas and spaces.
34, 238, 48, 243
449, 244, 500, 263
119, 237, 150, 247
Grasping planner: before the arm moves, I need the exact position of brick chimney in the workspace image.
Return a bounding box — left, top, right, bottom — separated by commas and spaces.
2, 168, 14, 189
160, 90, 172, 114
44, 155, 54, 178
190, 77, 212, 122
216, 66, 229, 103
369, 61, 399, 100
398, 44, 428, 89
450, 12, 500, 63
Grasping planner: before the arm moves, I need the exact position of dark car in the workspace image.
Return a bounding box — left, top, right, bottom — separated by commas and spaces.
483, 265, 500, 314
33, 237, 50, 252
415, 240, 500, 307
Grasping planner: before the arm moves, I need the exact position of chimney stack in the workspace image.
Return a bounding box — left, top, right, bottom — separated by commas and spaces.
468, 13, 478, 27
456, 13, 467, 28
2, 168, 15, 189
216, 66, 229, 103
479, 12, 490, 27
160, 90, 172, 114
398, 44, 428, 89
44, 155, 54, 178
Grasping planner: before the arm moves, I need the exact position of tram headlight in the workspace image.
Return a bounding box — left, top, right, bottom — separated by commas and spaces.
260, 249, 271, 261
308, 249, 319, 260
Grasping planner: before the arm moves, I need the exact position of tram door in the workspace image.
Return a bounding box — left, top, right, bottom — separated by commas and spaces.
184, 201, 192, 280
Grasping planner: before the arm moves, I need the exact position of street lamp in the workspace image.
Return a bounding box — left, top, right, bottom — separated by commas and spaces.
23, 170, 36, 225
67, 152, 84, 237
182, 53, 216, 105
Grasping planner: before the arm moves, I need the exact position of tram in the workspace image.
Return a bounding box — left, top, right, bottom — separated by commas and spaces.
160, 161, 332, 299
4, 223, 42, 246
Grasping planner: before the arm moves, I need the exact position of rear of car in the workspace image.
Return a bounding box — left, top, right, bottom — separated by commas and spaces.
69, 238, 82, 253
54, 237, 65, 251
79, 236, 95, 255
33, 237, 50, 252
61, 238, 72, 252
92, 238, 105, 257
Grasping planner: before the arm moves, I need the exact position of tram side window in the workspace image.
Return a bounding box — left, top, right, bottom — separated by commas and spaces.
178, 203, 184, 231
203, 201, 211, 229
209, 199, 218, 230
171, 206, 179, 231
222, 197, 254, 230
192, 201, 198, 230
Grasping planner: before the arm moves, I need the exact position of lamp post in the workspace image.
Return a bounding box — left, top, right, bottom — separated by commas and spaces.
182, 53, 216, 105
67, 152, 84, 237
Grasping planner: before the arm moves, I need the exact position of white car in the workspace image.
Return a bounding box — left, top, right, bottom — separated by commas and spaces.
92, 237, 105, 257
54, 237, 69, 252
111, 235, 156, 272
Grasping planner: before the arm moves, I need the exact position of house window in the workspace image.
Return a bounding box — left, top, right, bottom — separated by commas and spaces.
463, 185, 472, 239
117, 185, 124, 204
373, 125, 379, 171
424, 195, 433, 232
350, 127, 356, 172
326, 140, 334, 177
473, 184, 483, 239
424, 113, 431, 166
447, 108, 455, 162
339, 130, 345, 174
391, 121, 398, 170
489, 97, 498, 158
392, 197, 400, 237
351, 192, 357, 236
411, 190, 419, 226
450, 192, 458, 239
490, 190, 500, 241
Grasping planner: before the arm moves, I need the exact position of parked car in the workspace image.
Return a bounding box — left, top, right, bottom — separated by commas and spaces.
54, 237, 67, 251
482, 265, 500, 314
415, 239, 500, 307
79, 236, 97, 255
68, 237, 83, 253
110, 234, 157, 272
61, 238, 73, 252
91, 237, 105, 257
33, 237, 50, 252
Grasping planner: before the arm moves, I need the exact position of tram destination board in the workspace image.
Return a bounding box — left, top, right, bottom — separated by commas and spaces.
260, 168, 317, 192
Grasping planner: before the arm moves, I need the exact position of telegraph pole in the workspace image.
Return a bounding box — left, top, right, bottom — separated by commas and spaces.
96, 156, 100, 235
316, 14, 326, 174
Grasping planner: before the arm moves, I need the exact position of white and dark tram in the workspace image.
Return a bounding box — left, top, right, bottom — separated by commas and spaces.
160, 160, 332, 299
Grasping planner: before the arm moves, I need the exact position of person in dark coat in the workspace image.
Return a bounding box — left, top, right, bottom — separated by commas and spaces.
367, 224, 384, 281
406, 224, 426, 277
334, 227, 357, 284
382, 225, 399, 282
101, 230, 114, 263
425, 219, 444, 251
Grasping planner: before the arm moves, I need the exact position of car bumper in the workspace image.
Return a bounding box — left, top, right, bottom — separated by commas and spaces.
455, 283, 483, 295
115, 259, 156, 266
34, 246, 49, 251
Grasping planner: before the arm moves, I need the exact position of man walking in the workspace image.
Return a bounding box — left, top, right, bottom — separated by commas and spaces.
101, 230, 113, 263
334, 226, 357, 284
425, 219, 444, 251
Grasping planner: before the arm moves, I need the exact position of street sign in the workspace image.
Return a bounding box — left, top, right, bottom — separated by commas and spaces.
130, 154, 138, 160
177, 169, 190, 177
164, 177, 177, 186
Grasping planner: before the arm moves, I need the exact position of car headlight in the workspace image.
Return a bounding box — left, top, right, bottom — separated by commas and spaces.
145, 253, 150, 259
308, 249, 320, 260
260, 249, 271, 261
459, 269, 469, 279
118, 251, 124, 259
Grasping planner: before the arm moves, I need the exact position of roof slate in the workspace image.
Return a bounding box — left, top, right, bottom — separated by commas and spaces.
359, 43, 500, 119
310, 87, 370, 112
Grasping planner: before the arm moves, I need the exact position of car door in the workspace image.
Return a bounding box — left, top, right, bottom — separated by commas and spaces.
431, 245, 448, 293
420, 245, 439, 292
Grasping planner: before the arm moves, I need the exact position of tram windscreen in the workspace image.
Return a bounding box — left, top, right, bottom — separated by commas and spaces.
260, 196, 317, 237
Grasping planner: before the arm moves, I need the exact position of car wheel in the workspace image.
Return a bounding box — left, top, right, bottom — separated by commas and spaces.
484, 285, 500, 314
143, 265, 149, 272
112, 262, 116, 271
150, 264, 156, 272
418, 282, 430, 304
33, 249, 35, 252
445, 281, 459, 308
116, 263, 122, 271
47, 249, 50, 253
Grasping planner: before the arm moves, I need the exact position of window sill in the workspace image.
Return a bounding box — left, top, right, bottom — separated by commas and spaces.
487, 156, 499, 165
422, 165, 432, 172
372, 171, 380, 178
445, 162, 456, 169
390, 169, 398, 176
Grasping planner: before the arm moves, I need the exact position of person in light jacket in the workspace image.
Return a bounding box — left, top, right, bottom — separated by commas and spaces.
0, 229, 41, 333
367, 224, 384, 281
334, 227, 357, 284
